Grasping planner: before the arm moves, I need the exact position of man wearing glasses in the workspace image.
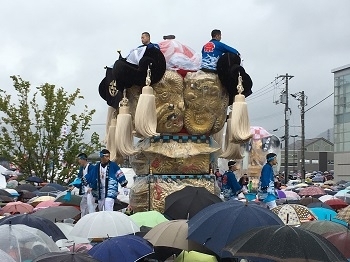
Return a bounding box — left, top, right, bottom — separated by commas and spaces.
86, 149, 128, 211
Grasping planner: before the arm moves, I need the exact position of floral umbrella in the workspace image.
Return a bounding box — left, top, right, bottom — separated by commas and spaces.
299, 186, 326, 197
271, 204, 316, 225
336, 205, 350, 223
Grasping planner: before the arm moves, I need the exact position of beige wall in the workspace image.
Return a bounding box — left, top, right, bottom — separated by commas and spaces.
334, 152, 350, 181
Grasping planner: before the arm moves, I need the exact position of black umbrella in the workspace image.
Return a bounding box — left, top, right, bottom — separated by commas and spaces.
45, 183, 66, 191
188, 200, 283, 256
33, 252, 99, 262
114, 198, 128, 211
164, 186, 222, 220
39, 186, 57, 193
32, 206, 81, 222
0, 195, 13, 203
16, 183, 38, 192
0, 189, 12, 197
26, 176, 43, 183
0, 214, 66, 241
55, 192, 82, 207
222, 225, 348, 262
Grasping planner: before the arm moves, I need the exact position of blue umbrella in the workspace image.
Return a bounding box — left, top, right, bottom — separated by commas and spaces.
88, 235, 154, 262
310, 207, 337, 221
188, 200, 284, 256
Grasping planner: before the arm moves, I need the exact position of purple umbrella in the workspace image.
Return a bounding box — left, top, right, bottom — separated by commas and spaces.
276, 190, 286, 199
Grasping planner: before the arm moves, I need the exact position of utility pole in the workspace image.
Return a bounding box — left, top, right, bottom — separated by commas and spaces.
278, 73, 294, 184
292, 91, 308, 181
300, 91, 306, 181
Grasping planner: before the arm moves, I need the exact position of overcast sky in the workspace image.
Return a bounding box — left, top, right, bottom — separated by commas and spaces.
1, 0, 349, 143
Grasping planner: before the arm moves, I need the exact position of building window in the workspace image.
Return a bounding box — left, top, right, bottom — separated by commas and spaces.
311, 160, 319, 164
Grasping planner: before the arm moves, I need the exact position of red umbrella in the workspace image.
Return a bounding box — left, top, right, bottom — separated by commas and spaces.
324, 198, 349, 211
323, 230, 350, 259
299, 186, 326, 197
0, 201, 33, 215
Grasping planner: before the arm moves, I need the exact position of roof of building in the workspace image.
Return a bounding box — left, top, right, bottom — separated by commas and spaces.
283, 137, 333, 150
331, 64, 350, 73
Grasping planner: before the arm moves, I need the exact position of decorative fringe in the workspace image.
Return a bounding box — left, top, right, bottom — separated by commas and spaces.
104, 106, 116, 144
230, 73, 252, 143
220, 112, 244, 159
115, 90, 139, 157
212, 123, 226, 155
106, 118, 117, 161
135, 66, 159, 137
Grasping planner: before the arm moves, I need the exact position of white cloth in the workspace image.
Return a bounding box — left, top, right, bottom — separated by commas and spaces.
98, 197, 114, 211
80, 189, 96, 216
126, 46, 147, 65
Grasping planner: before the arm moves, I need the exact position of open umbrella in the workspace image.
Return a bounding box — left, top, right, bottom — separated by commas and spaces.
283, 190, 300, 200
130, 210, 168, 227
0, 195, 14, 203
26, 176, 43, 183
55, 222, 90, 248
15, 184, 38, 192
325, 198, 349, 211
32, 206, 80, 222
174, 250, 218, 262
33, 252, 99, 262
28, 196, 56, 206
307, 202, 334, 210
299, 186, 326, 197
70, 211, 140, 239
55, 191, 82, 206
187, 200, 283, 256
299, 197, 321, 206
0, 189, 13, 197
270, 204, 316, 225
319, 195, 338, 202
0, 249, 16, 262
88, 235, 154, 262
310, 207, 337, 221
300, 220, 348, 235
0, 224, 60, 262
45, 183, 67, 191
35, 200, 62, 209
39, 186, 58, 193
144, 219, 209, 254
0, 213, 66, 241
336, 205, 350, 223
323, 230, 350, 259
222, 225, 347, 262
1, 201, 33, 215
164, 186, 222, 220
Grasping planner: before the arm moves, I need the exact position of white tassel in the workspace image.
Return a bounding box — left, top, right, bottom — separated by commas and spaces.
221, 112, 244, 159
106, 118, 117, 161
104, 106, 116, 144
230, 73, 252, 143
135, 66, 159, 137
115, 90, 139, 157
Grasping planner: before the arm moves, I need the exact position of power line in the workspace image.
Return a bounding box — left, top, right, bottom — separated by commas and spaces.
305, 93, 334, 113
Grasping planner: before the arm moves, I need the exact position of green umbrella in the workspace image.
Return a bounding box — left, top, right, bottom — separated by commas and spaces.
174, 251, 218, 262
130, 210, 168, 228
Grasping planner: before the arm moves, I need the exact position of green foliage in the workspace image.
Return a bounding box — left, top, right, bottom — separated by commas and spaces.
0, 76, 102, 183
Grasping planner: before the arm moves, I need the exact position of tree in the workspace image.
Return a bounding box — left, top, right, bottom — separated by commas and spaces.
0, 75, 102, 183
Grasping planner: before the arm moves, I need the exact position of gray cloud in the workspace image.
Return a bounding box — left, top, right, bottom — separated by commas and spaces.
1, 0, 349, 142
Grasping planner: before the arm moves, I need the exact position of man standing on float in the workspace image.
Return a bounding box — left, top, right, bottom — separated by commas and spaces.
86, 149, 128, 211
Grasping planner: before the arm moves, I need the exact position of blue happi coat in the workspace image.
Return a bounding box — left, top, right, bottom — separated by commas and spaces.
85, 161, 127, 200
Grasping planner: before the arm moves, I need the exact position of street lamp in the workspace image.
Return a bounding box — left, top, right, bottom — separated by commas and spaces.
290, 135, 298, 172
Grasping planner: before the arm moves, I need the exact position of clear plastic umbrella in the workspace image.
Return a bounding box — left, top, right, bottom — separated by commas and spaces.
0, 224, 60, 262
0, 249, 16, 262
70, 211, 140, 239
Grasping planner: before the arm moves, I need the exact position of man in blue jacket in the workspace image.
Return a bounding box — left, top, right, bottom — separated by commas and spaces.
201, 29, 240, 71
85, 149, 128, 211
221, 160, 242, 201
258, 152, 278, 209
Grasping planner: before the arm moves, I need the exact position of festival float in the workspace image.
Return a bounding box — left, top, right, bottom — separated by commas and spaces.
98, 35, 280, 212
